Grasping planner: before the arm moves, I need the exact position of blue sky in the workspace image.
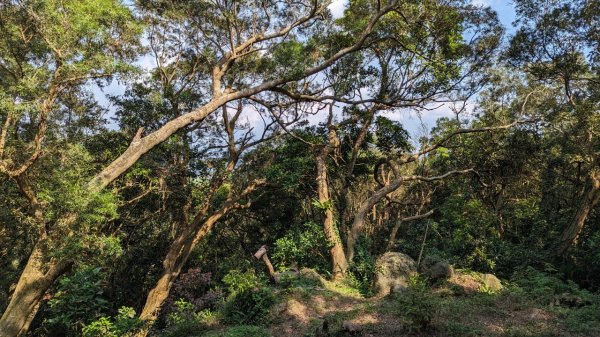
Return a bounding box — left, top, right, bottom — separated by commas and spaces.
96, 1, 519, 141
327, 0, 518, 138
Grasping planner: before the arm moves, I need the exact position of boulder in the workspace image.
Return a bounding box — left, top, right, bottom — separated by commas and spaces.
342, 320, 362, 333
554, 292, 591, 307
423, 261, 454, 282
375, 252, 417, 296
481, 273, 503, 292
299, 268, 323, 282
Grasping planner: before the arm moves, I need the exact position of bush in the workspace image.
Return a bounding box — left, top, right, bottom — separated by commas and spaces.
347, 236, 377, 296
223, 287, 276, 325
82, 306, 143, 337
393, 276, 436, 332
161, 268, 222, 327
272, 221, 330, 274
45, 266, 109, 335
510, 266, 575, 304
160, 300, 223, 337
222, 269, 261, 295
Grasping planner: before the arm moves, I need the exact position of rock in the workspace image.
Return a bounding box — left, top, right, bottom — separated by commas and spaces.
423, 261, 454, 282
299, 267, 322, 281
481, 273, 503, 292
554, 292, 591, 307
375, 252, 417, 296
342, 320, 362, 332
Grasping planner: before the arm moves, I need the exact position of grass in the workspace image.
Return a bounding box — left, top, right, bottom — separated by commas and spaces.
160, 269, 600, 337
202, 325, 269, 337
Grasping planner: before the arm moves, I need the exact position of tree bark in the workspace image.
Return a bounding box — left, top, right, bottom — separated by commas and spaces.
0, 240, 71, 337
386, 210, 434, 251
557, 169, 600, 257
316, 152, 348, 280
135, 180, 265, 337
347, 179, 402, 262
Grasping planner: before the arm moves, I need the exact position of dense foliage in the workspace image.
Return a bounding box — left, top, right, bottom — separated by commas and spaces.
1, 0, 599, 336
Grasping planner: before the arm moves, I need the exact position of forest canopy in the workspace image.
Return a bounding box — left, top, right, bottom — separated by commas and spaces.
0, 0, 599, 336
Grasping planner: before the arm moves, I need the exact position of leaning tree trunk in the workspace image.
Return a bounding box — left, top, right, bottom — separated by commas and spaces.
347, 179, 402, 262
557, 169, 600, 257
0, 178, 71, 337
0, 241, 70, 337
316, 152, 348, 280
135, 180, 265, 337
135, 213, 225, 337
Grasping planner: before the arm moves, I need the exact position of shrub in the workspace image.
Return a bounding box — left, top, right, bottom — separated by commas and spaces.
166, 299, 197, 327
45, 266, 109, 335
223, 287, 276, 325
82, 306, 143, 337
347, 236, 377, 296
393, 275, 436, 332
162, 267, 222, 327
160, 300, 222, 337
222, 269, 261, 295
272, 221, 330, 274
510, 266, 571, 304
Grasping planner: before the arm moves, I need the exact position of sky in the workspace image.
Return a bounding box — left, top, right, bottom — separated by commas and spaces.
95, 0, 518, 141
326, 0, 517, 139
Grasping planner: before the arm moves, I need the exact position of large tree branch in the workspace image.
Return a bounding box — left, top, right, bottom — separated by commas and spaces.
347, 168, 474, 261
387, 209, 434, 251
398, 120, 533, 165
88, 3, 395, 193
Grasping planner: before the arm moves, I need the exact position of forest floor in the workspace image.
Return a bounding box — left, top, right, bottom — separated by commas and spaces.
265, 270, 600, 337
199, 269, 600, 337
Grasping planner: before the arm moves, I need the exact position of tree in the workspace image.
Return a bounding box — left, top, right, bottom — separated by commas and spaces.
508, 0, 600, 256
0, 1, 141, 335
273, 0, 504, 266
1, 0, 414, 335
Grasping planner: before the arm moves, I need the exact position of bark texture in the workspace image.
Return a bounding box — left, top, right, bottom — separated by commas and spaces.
557, 169, 600, 256
0, 241, 70, 337
135, 180, 265, 337
316, 151, 348, 279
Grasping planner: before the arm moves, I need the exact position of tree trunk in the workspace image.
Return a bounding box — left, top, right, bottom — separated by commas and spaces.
557, 169, 600, 256
347, 179, 402, 262
138, 228, 195, 324
316, 152, 348, 280
135, 180, 265, 337
0, 241, 70, 337
387, 210, 434, 251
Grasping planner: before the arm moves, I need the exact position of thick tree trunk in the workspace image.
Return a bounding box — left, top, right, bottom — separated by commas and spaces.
316, 152, 348, 280
138, 228, 195, 323
135, 215, 222, 337
0, 241, 70, 337
0, 177, 72, 337
557, 169, 600, 256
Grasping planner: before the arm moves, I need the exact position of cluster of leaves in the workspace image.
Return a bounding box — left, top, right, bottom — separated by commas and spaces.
392, 275, 437, 332
82, 307, 143, 337
43, 267, 109, 336
347, 236, 377, 297
220, 269, 275, 325
272, 221, 331, 274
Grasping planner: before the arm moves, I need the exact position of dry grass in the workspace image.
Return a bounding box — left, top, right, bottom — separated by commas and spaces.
266, 270, 600, 337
